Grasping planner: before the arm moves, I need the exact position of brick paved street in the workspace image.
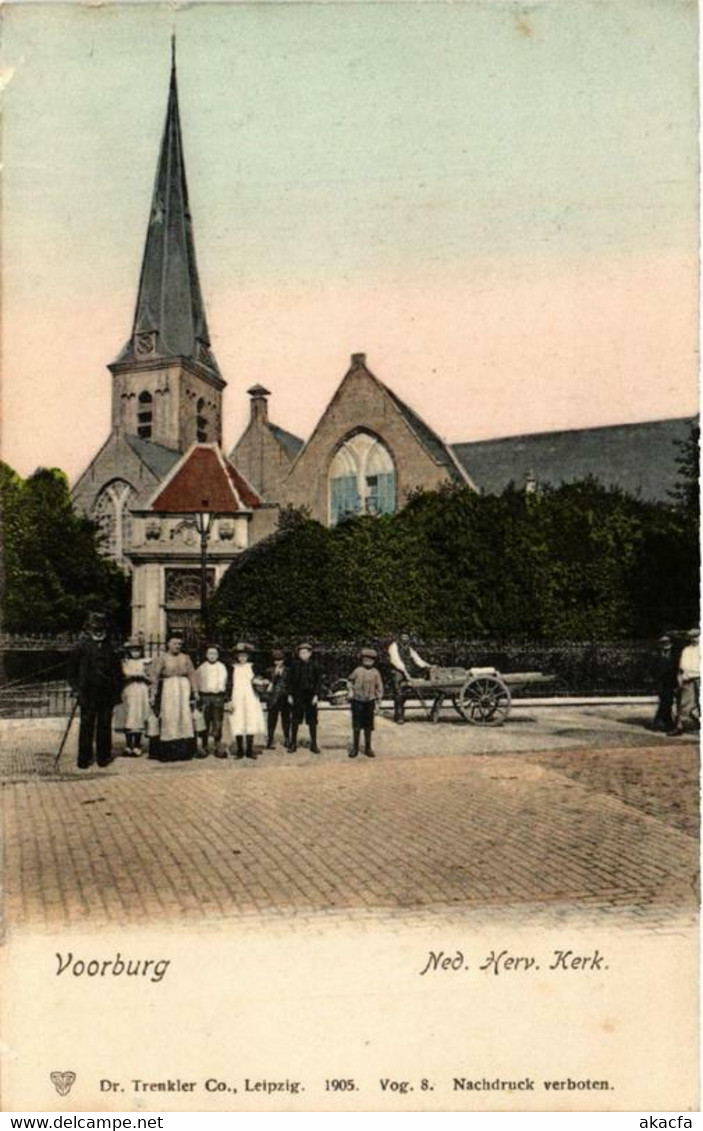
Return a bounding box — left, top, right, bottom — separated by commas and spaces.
1, 704, 698, 930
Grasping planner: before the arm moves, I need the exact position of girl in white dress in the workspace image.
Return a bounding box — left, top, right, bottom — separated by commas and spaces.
119, 639, 151, 755
227, 642, 265, 759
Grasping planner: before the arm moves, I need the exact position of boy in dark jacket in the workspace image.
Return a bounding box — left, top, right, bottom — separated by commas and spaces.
265, 647, 291, 749
287, 642, 322, 753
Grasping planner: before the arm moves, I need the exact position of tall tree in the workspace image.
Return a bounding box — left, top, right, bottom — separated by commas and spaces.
0, 463, 130, 634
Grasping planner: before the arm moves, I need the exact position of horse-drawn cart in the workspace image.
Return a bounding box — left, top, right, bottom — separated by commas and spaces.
401, 666, 553, 726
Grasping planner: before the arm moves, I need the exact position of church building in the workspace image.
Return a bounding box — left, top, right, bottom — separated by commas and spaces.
73, 47, 695, 637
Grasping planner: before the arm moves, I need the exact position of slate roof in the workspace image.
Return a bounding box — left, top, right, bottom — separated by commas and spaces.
268, 423, 305, 460
381, 381, 472, 486
148, 444, 261, 513
113, 46, 219, 376
125, 435, 181, 481
452, 417, 696, 502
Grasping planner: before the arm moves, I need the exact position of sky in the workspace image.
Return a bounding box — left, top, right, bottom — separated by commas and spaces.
1, 0, 699, 481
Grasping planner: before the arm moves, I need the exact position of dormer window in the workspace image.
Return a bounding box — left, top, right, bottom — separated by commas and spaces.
196, 397, 208, 442
137, 391, 153, 439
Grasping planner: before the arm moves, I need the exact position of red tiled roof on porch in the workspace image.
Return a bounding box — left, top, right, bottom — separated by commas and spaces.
150, 444, 261, 513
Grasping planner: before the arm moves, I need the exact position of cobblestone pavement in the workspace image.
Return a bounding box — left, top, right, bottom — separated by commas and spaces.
525, 744, 699, 838
1, 704, 698, 930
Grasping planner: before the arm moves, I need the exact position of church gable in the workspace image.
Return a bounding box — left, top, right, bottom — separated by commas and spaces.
230, 385, 303, 503
72, 432, 178, 566
232, 422, 298, 503
283, 353, 472, 525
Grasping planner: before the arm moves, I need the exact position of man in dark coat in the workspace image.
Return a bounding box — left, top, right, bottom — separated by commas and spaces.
287, 642, 322, 753
265, 647, 291, 749
68, 612, 123, 769
650, 634, 677, 732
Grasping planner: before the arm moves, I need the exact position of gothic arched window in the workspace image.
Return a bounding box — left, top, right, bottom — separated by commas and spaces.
93, 480, 137, 566
196, 397, 209, 443
329, 432, 396, 526
138, 391, 153, 439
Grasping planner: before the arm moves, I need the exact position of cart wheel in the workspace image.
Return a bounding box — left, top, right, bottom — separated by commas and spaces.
456, 675, 511, 726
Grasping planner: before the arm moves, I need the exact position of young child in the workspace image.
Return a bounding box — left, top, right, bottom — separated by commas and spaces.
119, 638, 151, 756
265, 647, 290, 749
347, 647, 384, 758
195, 644, 231, 758
287, 642, 322, 753
227, 642, 266, 759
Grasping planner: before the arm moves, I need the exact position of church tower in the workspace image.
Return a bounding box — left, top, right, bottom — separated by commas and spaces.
109, 40, 225, 451
73, 43, 227, 567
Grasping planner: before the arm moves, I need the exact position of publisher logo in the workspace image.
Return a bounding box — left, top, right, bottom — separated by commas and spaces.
50, 1071, 76, 1097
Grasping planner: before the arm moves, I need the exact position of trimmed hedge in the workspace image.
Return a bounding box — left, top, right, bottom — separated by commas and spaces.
211, 478, 699, 646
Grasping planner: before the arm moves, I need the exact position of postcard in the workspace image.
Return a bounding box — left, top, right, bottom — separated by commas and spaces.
0, 0, 699, 1113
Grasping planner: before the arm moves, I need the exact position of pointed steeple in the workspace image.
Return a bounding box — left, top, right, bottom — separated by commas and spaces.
113, 40, 219, 376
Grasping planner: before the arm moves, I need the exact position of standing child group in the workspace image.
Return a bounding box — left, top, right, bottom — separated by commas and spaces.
74, 627, 389, 769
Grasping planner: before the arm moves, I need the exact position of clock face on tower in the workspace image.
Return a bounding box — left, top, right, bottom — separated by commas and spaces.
135, 332, 156, 358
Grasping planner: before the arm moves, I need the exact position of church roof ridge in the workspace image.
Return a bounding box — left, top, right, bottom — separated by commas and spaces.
284, 353, 475, 487
452, 414, 697, 450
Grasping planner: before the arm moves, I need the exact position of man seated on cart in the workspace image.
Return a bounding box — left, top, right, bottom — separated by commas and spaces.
388, 632, 443, 723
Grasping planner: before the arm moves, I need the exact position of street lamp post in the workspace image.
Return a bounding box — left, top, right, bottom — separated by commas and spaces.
194, 509, 216, 641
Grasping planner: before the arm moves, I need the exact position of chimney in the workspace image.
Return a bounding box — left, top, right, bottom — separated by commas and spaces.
351, 352, 366, 367
247, 384, 271, 425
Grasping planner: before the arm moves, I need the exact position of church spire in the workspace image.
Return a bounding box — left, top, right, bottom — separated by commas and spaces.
113, 41, 219, 375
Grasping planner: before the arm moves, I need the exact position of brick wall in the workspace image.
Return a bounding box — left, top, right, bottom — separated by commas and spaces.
232, 419, 295, 502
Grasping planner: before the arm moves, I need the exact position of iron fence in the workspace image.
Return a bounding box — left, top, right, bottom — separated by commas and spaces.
0, 680, 74, 718
0, 633, 670, 718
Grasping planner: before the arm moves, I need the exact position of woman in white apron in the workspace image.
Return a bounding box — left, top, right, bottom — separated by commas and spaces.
227, 642, 265, 759
149, 635, 198, 761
